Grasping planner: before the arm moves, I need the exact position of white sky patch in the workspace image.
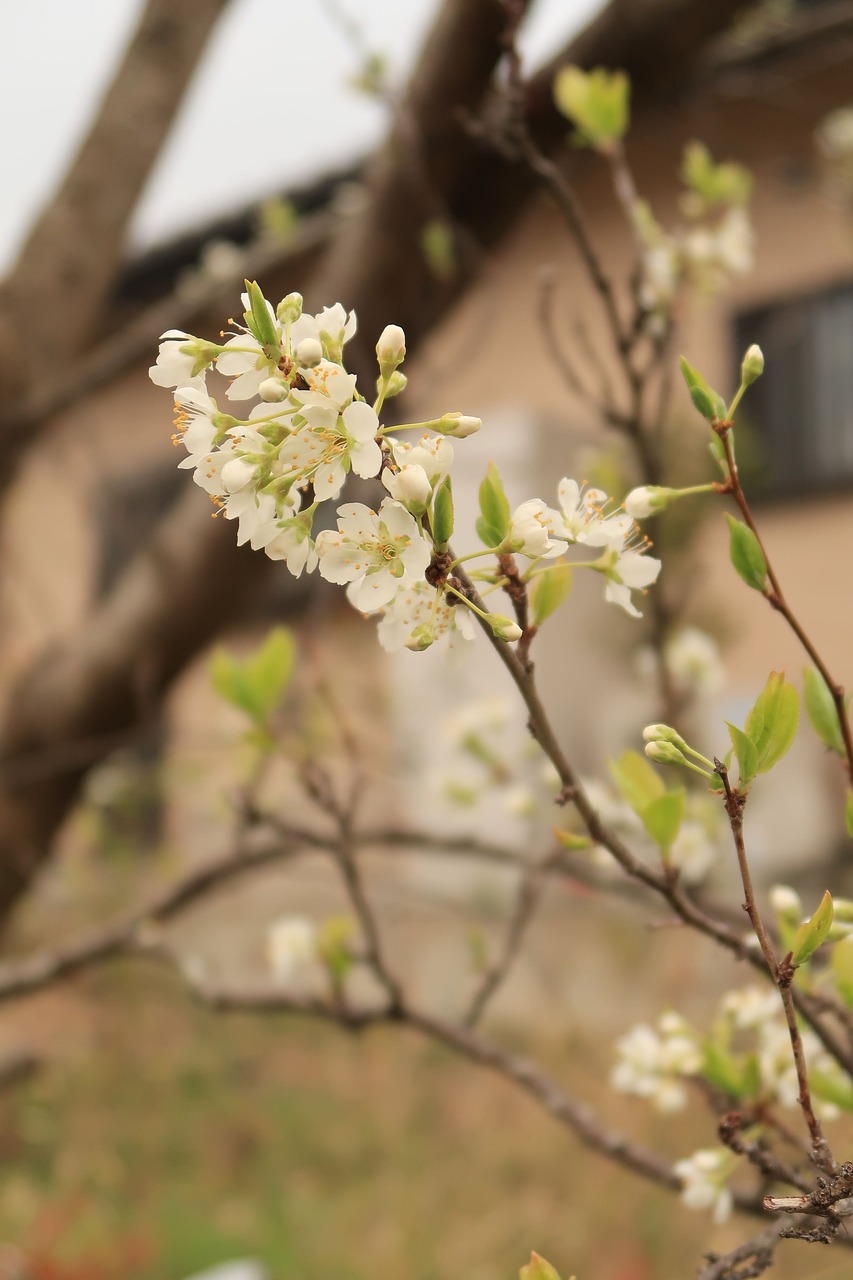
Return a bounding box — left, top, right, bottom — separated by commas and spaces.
1, 0, 603, 273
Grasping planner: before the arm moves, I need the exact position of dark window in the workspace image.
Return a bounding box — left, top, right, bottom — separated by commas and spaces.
734, 284, 853, 497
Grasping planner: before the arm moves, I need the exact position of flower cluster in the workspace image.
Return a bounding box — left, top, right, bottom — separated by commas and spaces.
613, 984, 851, 1126
150, 283, 662, 651
611, 1012, 702, 1112
673, 1149, 736, 1225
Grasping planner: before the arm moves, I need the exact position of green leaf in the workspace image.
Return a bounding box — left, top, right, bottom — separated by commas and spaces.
831, 935, 853, 1007
420, 218, 456, 282
553, 828, 592, 851
529, 564, 573, 626
477, 463, 510, 547
679, 356, 725, 423
553, 65, 629, 150
804, 668, 845, 756
744, 672, 799, 774
210, 650, 255, 718
607, 749, 665, 817
210, 627, 295, 726
520, 1253, 564, 1280
243, 278, 278, 349
641, 787, 685, 853
682, 141, 752, 209
432, 476, 454, 549
791, 890, 834, 966
726, 722, 758, 788
725, 514, 767, 593
702, 1039, 754, 1099
810, 1069, 853, 1113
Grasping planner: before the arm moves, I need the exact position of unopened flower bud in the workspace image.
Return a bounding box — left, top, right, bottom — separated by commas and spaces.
258, 377, 288, 402
406, 624, 435, 651
625, 485, 672, 519
382, 463, 431, 510
436, 412, 482, 439
643, 723, 688, 752
293, 337, 323, 368
740, 344, 764, 387
220, 457, 255, 494
379, 370, 408, 400
645, 740, 687, 767
487, 613, 523, 642
277, 292, 303, 323
376, 324, 406, 376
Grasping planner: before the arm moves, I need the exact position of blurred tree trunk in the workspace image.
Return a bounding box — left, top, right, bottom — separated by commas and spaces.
0, 0, 747, 927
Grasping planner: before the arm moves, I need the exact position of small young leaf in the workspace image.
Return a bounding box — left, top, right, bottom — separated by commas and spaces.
641, 787, 686, 853
679, 356, 725, 423
810, 1069, 853, 1113
211, 628, 295, 726
553, 65, 629, 149
726, 722, 758, 788
244, 628, 296, 718
477, 462, 510, 547
553, 828, 592, 851
432, 475, 454, 548
520, 1253, 563, 1280
791, 890, 834, 967
702, 1039, 753, 1100
529, 564, 573, 626
804, 668, 845, 756
744, 671, 799, 774
210, 650, 254, 717
725, 514, 767, 593
243, 278, 278, 349
607, 749, 665, 816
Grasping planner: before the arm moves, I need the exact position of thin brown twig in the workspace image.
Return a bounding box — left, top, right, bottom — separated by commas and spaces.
463, 856, 550, 1028
718, 427, 853, 782
716, 761, 835, 1174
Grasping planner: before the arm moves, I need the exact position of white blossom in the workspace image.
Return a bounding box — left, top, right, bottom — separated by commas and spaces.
267, 916, 317, 980
507, 499, 566, 558
316, 500, 431, 612
673, 1149, 734, 1224
382, 462, 432, 510
611, 1013, 701, 1113
600, 545, 662, 618
390, 434, 454, 481
150, 330, 204, 388
377, 581, 476, 654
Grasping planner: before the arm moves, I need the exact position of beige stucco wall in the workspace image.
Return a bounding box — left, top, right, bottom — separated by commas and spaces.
4, 46, 853, 890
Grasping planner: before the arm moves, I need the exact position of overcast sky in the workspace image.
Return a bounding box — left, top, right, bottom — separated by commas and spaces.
1, 0, 602, 272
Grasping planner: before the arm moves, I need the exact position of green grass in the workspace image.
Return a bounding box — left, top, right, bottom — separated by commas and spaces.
0, 965, 850, 1280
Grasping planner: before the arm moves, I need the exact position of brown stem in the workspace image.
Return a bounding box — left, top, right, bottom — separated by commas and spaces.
719, 429, 853, 782
716, 762, 835, 1174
